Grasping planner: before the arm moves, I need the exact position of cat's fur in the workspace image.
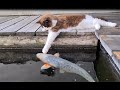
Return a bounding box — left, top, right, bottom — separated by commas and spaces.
37, 14, 117, 54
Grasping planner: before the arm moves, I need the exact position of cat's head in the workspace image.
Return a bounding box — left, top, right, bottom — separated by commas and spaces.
37, 14, 57, 31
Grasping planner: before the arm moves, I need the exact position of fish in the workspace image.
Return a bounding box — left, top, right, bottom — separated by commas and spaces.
36, 53, 95, 82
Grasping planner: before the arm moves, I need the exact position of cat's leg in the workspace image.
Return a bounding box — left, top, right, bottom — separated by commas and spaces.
42, 30, 60, 54
94, 18, 117, 27
95, 23, 101, 30
93, 19, 101, 30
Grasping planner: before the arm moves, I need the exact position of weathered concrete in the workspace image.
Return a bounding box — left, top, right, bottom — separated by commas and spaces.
113, 52, 120, 60
0, 49, 97, 64
95, 27, 120, 39
0, 35, 97, 62
99, 35, 120, 71
0, 35, 98, 48
60, 52, 96, 62
0, 10, 119, 15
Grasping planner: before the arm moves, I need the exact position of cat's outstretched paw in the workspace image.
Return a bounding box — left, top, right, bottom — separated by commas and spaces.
42, 48, 48, 54
108, 22, 117, 27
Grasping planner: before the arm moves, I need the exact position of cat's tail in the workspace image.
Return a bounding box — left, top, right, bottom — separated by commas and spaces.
94, 18, 117, 27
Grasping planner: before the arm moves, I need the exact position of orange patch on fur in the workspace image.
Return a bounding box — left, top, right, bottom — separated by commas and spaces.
52, 14, 85, 32
37, 14, 85, 32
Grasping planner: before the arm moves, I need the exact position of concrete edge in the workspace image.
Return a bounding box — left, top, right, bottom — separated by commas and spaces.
0, 10, 119, 15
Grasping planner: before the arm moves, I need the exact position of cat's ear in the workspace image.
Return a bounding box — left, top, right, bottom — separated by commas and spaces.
52, 20, 57, 27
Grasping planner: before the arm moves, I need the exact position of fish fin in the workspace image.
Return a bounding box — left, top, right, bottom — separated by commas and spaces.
41, 64, 52, 69
59, 69, 65, 73
54, 53, 60, 57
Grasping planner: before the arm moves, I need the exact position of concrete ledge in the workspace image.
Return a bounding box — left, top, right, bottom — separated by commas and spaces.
95, 27, 120, 38
0, 35, 97, 63
0, 35, 97, 49
0, 10, 119, 15
94, 46, 120, 81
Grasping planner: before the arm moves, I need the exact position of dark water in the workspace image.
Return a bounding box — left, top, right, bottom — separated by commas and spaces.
0, 51, 98, 82
94, 50, 120, 82
0, 61, 98, 82
0, 46, 120, 82
0, 50, 120, 82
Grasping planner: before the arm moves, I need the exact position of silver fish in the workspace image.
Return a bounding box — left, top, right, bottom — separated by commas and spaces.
36, 53, 95, 82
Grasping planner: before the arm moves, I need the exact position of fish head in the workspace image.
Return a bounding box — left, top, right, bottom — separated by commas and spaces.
36, 53, 60, 63
36, 53, 60, 68
36, 53, 48, 63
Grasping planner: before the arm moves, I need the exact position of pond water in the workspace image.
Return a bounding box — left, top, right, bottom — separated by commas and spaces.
94, 49, 120, 82
0, 51, 98, 82
1, 49, 119, 82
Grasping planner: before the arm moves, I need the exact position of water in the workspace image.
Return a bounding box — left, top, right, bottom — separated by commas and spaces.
1, 49, 119, 82
0, 46, 120, 82
0, 61, 86, 82
94, 50, 120, 82
0, 51, 97, 82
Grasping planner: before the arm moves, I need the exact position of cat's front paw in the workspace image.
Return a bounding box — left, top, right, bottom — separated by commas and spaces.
108, 22, 117, 27
42, 47, 48, 54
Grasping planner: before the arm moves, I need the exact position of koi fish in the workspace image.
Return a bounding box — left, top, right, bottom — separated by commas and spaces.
36, 53, 95, 82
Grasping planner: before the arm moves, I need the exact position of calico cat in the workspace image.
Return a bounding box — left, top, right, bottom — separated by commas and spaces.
37, 14, 117, 54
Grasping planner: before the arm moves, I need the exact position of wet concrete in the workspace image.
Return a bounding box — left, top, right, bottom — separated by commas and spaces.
0, 51, 98, 82
0, 47, 97, 64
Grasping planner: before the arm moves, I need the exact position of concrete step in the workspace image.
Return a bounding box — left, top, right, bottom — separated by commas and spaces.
0, 35, 97, 49
0, 35, 98, 62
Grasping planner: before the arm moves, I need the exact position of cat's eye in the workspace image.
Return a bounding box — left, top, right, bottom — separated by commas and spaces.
45, 20, 49, 23
44, 19, 49, 27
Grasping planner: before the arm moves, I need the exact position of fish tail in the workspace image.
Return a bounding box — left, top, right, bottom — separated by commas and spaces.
76, 67, 95, 82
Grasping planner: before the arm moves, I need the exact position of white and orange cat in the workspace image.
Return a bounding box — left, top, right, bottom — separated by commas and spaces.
37, 14, 117, 54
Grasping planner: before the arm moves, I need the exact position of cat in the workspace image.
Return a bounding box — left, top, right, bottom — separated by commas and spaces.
37, 14, 117, 54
